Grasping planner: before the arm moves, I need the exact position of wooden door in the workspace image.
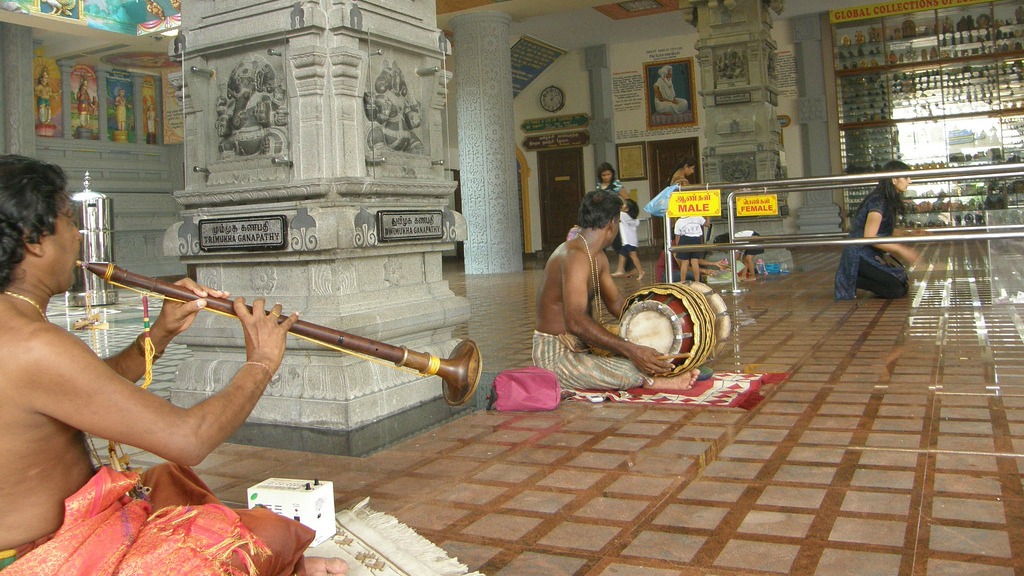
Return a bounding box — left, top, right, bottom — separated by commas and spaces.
538, 147, 585, 253
646, 137, 700, 246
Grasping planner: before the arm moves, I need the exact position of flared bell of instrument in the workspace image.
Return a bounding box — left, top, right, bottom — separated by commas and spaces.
439, 339, 482, 406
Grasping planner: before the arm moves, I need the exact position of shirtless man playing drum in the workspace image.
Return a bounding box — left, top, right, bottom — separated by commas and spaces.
533, 189, 699, 391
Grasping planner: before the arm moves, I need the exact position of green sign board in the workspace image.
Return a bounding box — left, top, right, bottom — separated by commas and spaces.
522, 131, 590, 151
521, 114, 591, 133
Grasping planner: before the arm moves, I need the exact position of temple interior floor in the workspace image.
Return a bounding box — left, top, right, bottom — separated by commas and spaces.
58, 240, 1024, 575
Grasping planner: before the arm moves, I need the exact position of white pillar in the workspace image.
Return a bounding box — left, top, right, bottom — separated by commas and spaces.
450, 12, 523, 274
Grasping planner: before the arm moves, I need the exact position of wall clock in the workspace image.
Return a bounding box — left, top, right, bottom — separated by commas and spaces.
539, 85, 565, 113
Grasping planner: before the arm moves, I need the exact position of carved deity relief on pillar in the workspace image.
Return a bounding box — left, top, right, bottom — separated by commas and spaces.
360, 28, 450, 180
362, 59, 424, 155
214, 56, 290, 159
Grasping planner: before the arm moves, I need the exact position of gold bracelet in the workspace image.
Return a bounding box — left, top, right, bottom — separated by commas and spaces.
134, 334, 164, 360
242, 361, 275, 379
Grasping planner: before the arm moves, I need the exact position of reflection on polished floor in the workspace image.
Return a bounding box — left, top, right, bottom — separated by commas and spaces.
63, 241, 1024, 575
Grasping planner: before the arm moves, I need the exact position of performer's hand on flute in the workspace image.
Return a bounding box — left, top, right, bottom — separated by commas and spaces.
234, 297, 299, 375
150, 278, 231, 350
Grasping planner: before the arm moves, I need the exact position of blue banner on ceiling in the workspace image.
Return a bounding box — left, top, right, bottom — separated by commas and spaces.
510, 36, 565, 97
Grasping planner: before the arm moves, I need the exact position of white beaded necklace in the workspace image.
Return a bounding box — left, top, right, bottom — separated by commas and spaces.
578, 234, 606, 322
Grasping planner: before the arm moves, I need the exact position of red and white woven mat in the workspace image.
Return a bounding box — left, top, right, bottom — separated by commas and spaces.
567, 372, 789, 409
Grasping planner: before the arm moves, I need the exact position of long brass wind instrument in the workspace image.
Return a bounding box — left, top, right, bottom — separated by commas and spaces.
80, 262, 482, 406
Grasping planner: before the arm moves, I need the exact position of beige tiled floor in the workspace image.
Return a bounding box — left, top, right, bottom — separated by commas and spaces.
73, 241, 1024, 574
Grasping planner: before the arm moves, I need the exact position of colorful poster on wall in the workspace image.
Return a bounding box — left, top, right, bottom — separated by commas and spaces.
161, 71, 183, 145
106, 69, 135, 143
140, 76, 158, 144
32, 56, 61, 138
70, 64, 99, 140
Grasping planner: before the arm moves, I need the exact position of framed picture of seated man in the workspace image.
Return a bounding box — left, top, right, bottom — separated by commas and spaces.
644, 58, 697, 130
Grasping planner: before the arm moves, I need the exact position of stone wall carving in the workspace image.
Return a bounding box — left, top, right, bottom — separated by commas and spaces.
353, 208, 378, 247
250, 265, 278, 295
215, 55, 290, 158
363, 60, 424, 154
719, 153, 757, 181
289, 208, 319, 250
714, 48, 749, 87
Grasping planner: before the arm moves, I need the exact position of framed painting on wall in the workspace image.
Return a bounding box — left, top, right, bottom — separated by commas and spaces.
643, 58, 697, 130
70, 64, 99, 140
106, 69, 135, 143
616, 142, 647, 181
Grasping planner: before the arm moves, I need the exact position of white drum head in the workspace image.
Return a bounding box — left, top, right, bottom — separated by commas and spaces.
620, 300, 683, 355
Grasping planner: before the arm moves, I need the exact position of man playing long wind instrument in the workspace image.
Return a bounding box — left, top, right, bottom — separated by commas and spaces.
0, 155, 346, 575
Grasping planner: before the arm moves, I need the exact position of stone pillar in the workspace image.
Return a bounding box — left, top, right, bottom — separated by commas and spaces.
684, 0, 784, 183
792, 13, 842, 233
96, 68, 109, 141
450, 12, 523, 274
59, 59, 74, 140
132, 74, 145, 145
1, 23, 35, 156
166, 0, 470, 430
153, 75, 164, 144
682, 0, 791, 267
585, 44, 614, 171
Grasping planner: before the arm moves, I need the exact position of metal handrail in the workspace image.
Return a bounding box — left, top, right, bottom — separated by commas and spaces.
672, 228, 1024, 253
675, 163, 1024, 194
657, 163, 1024, 292
676, 223, 1024, 252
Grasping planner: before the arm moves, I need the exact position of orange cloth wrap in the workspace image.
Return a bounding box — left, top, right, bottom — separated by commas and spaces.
3, 464, 314, 576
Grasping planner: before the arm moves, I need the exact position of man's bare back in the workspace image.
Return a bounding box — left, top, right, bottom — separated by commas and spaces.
0, 311, 96, 548
535, 241, 582, 336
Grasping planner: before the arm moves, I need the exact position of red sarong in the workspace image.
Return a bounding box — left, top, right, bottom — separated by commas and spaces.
4, 464, 314, 576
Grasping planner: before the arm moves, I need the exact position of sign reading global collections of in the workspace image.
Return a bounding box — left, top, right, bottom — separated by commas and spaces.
829, 0, 991, 23
199, 216, 288, 251
667, 191, 722, 218
377, 210, 444, 242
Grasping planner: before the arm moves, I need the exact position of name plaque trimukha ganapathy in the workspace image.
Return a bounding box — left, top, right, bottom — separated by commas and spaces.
199, 216, 288, 252
377, 210, 444, 242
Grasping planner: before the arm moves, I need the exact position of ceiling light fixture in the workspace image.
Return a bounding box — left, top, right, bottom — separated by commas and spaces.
618, 0, 663, 11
